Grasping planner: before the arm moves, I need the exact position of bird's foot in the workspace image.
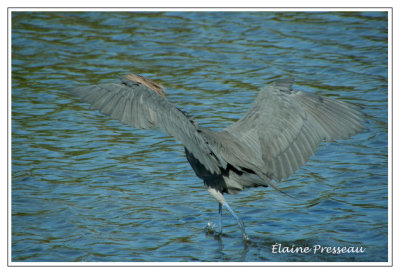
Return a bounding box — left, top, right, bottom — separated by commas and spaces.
242, 232, 250, 242
205, 222, 223, 237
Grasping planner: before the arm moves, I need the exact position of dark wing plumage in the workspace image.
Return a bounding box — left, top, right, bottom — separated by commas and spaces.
288, 89, 365, 141
71, 75, 222, 174
223, 79, 365, 182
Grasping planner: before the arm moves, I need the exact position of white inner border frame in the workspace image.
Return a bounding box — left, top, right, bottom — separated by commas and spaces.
6, 6, 393, 268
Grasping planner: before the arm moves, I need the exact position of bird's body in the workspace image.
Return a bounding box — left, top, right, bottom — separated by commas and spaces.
71, 74, 365, 240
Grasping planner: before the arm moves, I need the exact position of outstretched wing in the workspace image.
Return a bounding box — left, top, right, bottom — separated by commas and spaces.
71, 75, 222, 174
224, 79, 365, 182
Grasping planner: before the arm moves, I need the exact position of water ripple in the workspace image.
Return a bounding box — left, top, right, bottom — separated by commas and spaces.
12, 11, 388, 262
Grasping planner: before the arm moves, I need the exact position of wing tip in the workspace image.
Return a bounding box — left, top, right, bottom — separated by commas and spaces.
272, 77, 295, 90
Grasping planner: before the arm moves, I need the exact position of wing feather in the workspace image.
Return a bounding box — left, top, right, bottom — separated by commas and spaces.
223, 80, 365, 182
71, 75, 221, 174
71, 75, 366, 191
291, 91, 365, 140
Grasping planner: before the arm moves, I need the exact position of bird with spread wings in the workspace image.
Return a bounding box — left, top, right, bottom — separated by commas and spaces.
71, 74, 365, 241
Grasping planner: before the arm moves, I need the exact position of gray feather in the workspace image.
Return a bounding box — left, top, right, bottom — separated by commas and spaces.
71, 77, 221, 175
71, 75, 366, 195
222, 82, 365, 183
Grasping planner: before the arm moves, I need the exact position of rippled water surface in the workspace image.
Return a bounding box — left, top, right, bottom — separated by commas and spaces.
11, 11, 388, 263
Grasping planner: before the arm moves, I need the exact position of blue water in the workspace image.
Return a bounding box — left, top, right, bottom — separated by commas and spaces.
11, 11, 388, 262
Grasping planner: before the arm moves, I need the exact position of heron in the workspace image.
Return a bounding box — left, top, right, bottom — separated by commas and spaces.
71, 73, 365, 241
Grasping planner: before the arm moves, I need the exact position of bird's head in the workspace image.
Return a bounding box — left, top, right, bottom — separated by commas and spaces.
123, 74, 166, 99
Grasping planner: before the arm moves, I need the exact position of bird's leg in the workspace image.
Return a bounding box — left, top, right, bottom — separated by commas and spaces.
207, 187, 249, 240
223, 202, 249, 241
218, 203, 223, 235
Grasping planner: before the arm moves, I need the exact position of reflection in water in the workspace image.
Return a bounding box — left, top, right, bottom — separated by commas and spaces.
205, 223, 250, 261
11, 11, 388, 262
